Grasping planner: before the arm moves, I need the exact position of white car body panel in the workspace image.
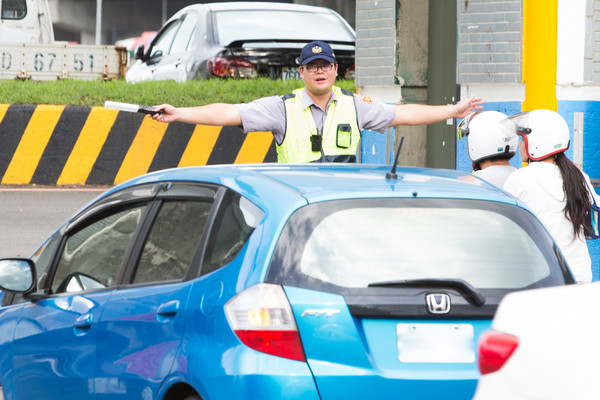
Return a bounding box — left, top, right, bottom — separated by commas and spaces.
474, 282, 600, 400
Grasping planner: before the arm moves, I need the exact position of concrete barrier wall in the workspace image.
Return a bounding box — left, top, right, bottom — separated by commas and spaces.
0, 104, 277, 186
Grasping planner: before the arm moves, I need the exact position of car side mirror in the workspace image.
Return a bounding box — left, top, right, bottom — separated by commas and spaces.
134, 44, 146, 61
0, 258, 36, 293
150, 49, 163, 60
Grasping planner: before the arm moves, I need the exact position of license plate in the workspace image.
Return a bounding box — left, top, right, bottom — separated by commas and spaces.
396, 323, 475, 363
282, 66, 301, 81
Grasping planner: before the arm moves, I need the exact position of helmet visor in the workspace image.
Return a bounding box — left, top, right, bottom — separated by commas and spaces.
500, 112, 533, 136
457, 110, 485, 139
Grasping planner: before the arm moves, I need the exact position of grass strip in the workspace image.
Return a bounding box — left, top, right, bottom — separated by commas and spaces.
0, 78, 356, 107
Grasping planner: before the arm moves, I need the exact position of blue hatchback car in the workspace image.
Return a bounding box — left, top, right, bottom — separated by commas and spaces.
0, 164, 572, 400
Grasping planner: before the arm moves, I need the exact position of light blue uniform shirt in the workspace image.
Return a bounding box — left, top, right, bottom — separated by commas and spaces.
235, 88, 396, 145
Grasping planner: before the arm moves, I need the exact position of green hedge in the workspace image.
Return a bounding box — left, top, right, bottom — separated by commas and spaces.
0, 78, 356, 107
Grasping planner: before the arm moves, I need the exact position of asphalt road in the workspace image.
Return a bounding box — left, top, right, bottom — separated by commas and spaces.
0, 188, 107, 257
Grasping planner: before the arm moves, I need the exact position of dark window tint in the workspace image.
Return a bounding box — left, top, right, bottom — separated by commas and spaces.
51, 205, 146, 294
2, 0, 26, 19
133, 200, 211, 284
202, 191, 263, 275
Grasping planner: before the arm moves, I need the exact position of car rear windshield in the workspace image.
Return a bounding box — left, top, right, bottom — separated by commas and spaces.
213, 9, 355, 46
266, 198, 572, 292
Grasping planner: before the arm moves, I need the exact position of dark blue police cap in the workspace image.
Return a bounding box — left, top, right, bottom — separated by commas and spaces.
299, 41, 336, 65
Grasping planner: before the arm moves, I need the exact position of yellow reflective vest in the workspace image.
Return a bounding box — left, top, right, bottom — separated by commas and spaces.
278, 86, 360, 163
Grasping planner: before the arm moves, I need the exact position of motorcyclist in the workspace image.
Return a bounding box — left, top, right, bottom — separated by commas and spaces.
457, 110, 518, 187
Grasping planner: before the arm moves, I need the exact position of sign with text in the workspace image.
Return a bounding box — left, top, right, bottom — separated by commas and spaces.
0, 43, 127, 80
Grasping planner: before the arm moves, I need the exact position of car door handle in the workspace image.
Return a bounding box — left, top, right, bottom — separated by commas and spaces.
157, 300, 180, 316
74, 313, 93, 330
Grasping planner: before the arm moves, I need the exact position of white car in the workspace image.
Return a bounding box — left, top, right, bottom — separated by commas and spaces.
126, 2, 355, 82
473, 282, 600, 400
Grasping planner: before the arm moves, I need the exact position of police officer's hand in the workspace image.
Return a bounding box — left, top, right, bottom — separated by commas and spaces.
454, 95, 484, 119
152, 104, 178, 123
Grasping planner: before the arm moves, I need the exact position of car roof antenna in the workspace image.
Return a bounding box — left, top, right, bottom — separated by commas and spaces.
386, 136, 404, 180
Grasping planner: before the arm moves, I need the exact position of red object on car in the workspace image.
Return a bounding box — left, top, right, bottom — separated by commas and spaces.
477, 330, 519, 375
132, 31, 156, 51
207, 56, 258, 79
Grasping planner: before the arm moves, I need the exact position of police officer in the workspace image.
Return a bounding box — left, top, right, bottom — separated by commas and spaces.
153, 40, 484, 163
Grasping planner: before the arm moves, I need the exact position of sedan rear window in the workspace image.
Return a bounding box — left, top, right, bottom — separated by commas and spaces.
267, 198, 571, 292
214, 9, 354, 46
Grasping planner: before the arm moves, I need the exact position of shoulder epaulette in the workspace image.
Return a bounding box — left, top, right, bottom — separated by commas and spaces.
282, 93, 296, 101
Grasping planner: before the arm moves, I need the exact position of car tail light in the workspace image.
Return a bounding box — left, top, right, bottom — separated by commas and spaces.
478, 330, 519, 375
343, 64, 355, 80
225, 283, 306, 362
207, 56, 258, 78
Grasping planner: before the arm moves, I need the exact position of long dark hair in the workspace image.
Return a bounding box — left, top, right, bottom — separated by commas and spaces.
555, 153, 593, 236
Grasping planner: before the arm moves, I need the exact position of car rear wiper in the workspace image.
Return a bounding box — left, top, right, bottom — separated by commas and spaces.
367, 278, 486, 307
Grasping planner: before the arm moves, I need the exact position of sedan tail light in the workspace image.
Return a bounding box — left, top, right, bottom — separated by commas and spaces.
225, 283, 306, 362
343, 64, 355, 80
207, 56, 258, 79
478, 330, 519, 375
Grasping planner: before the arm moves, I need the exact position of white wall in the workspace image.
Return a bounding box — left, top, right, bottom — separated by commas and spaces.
556, 0, 587, 84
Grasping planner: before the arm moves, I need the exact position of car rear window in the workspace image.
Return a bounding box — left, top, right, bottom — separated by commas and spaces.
213, 9, 354, 45
301, 207, 548, 289
266, 198, 572, 292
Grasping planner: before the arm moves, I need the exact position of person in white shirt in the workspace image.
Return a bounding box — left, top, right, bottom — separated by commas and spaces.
502, 109, 600, 283
457, 110, 518, 188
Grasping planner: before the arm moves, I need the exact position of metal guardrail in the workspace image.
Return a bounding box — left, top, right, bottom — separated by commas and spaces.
592, 179, 599, 188
0, 43, 127, 80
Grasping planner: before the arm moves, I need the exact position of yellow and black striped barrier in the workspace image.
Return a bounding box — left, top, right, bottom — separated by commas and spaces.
0, 105, 276, 186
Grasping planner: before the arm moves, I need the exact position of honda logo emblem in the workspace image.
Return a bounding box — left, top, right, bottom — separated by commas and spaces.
426, 293, 451, 314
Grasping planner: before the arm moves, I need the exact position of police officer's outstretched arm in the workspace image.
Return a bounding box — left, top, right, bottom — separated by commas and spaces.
391, 95, 484, 126
152, 103, 243, 126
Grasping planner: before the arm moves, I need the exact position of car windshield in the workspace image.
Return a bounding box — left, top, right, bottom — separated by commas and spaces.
214, 9, 354, 46
267, 198, 569, 291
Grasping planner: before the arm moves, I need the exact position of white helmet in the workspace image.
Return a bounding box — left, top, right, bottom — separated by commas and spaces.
457, 110, 518, 164
501, 109, 570, 161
